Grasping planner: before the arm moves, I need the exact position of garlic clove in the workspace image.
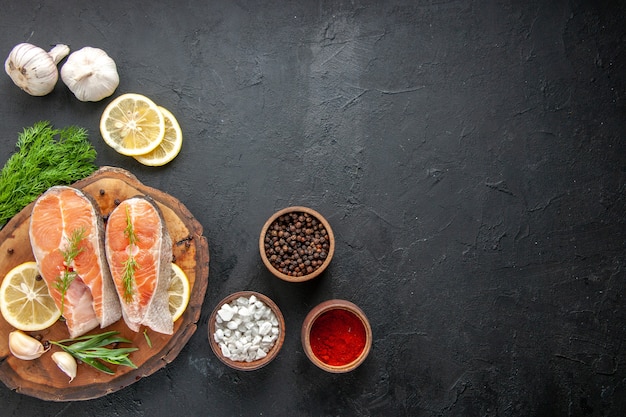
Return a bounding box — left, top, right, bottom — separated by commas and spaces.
61, 47, 119, 102
8, 330, 49, 360
51, 351, 77, 382
4, 43, 69, 96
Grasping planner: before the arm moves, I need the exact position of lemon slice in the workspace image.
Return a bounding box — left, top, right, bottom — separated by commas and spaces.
100, 93, 165, 156
134, 106, 183, 166
0, 262, 61, 331
168, 263, 190, 322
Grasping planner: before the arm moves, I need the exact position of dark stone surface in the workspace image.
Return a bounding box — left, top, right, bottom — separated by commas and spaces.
1, 0, 625, 415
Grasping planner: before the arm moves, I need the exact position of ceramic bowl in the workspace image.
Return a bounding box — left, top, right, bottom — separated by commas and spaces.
259, 206, 335, 282
208, 291, 285, 371
301, 299, 372, 373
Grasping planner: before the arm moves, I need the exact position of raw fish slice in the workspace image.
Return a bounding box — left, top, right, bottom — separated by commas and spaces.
72, 211, 122, 328
38, 249, 99, 338
29, 186, 122, 337
105, 195, 173, 334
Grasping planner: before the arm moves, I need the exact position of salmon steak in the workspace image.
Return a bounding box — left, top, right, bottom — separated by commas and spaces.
105, 196, 173, 335
29, 186, 122, 338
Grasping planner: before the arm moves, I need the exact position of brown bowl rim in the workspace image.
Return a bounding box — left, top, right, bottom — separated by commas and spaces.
208, 291, 285, 371
301, 299, 372, 373
259, 206, 335, 282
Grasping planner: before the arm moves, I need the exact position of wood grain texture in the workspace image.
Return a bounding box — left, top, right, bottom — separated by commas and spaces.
0, 166, 209, 401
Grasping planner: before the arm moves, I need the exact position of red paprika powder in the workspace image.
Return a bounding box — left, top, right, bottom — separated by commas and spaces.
309, 308, 367, 366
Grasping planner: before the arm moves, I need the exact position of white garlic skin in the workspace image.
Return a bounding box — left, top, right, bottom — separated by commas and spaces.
4, 43, 70, 96
8, 330, 49, 360
51, 351, 77, 382
61, 47, 119, 102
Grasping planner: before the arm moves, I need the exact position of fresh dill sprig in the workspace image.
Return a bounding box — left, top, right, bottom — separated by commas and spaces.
55, 227, 87, 316
0, 121, 97, 229
49, 331, 138, 375
122, 206, 139, 302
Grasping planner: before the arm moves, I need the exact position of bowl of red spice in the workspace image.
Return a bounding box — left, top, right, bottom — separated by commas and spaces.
208, 291, 286, 371
301, 299, 372, 373
259, 206, 335, 282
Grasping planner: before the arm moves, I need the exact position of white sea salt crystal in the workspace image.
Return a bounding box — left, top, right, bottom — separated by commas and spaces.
218, 304, 235, 321
226, 318, 241, 330
258, 321, 272, 336
220, 344, 230, 357
214, 328, 224, 342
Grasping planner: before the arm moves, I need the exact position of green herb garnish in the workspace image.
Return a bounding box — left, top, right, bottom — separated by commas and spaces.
143, 329, 152, 348
0, 121, 97, 229
49, 331, 138, 375
54, 227, 87, 315
122, 206, 139, 302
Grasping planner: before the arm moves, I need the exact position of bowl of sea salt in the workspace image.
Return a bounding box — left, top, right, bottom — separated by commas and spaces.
208, 291, 285, 371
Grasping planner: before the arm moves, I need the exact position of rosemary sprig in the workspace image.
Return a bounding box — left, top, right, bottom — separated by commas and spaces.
55, 227, 86, 316
49, 331, 138, 375
122, 257, 138, 302
0, 121, 97, 229
122, 206, 140, 302
143, 329, 152, 348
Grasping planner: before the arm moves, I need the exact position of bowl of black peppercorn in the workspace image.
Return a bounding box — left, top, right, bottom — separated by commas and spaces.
259, 206, 335, 282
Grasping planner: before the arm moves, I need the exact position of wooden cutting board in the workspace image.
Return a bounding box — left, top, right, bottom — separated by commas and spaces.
0, 166, 209, 401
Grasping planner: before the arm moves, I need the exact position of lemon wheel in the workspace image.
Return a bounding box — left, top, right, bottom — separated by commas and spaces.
134, 106, 183, 166
100, 93, 165, 156
0, 262, 61, 331
168, 263, 190, 322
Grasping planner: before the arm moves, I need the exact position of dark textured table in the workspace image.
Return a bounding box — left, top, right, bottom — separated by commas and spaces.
1, 1, 625, 415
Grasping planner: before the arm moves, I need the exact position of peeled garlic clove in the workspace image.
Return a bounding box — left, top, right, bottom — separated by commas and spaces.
8, 330, 49, 360
61, 46, 119, 102
4, 43, 70, 96
51, 351, 77, 382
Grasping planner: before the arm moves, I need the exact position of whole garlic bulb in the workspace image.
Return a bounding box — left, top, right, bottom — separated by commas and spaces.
4, 43, 70, 96
61, 47, 119, 102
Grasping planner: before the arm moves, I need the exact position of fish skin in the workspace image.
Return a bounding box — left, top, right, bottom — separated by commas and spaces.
29, 186, 121, 337
105, 195, 173, 335
78, 191, 122, 328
